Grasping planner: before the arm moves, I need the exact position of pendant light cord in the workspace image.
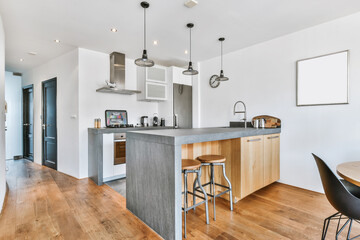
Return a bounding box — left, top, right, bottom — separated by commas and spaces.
189, 27, 192, 61
144, 8, 146, 50
221, 40, 223, 70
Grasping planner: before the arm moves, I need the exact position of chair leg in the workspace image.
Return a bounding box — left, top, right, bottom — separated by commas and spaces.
184, 171, 188, 239
221, 163, 233, 211
337, 219, 350, 240
336, 214, 343, 234
322, 217, 330, 240
347, 219, 353, 240
322, 212, 339, 240
209, 164, 213, 202
211, 164, 216, 221
196, 169, 209, 224
192, 168, 198, 213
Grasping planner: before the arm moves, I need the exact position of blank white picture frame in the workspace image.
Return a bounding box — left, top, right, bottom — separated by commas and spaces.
296, 50, 349, 106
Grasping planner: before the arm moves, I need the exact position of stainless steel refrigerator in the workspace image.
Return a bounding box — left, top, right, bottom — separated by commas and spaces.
173, 83, 192, 129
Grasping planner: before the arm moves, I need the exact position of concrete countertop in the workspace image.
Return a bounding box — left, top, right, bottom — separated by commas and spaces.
88, 126, 174, 134
127, 127, 281, 145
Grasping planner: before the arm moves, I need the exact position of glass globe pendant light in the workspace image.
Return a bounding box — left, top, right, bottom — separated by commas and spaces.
216, 37, 229, 81
135, 1, 154, 67
183, 23, 198, 75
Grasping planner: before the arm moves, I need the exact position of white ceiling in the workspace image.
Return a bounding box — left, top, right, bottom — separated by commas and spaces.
1, 0, 360, 73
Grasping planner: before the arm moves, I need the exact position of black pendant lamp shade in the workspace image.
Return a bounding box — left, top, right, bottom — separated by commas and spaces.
135, 1, 154, 67
216, 37, 229, 81
183, 23, 198, 75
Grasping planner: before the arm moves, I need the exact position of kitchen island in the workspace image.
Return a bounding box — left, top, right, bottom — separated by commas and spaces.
126, 127, 281, 240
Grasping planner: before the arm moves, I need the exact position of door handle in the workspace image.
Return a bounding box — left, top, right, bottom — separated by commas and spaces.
42, 124, 46, 130
267, 136, 279, 139
247, 138, 262, 142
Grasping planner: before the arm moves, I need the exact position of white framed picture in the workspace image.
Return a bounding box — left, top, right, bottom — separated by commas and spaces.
296, 50, 349, 106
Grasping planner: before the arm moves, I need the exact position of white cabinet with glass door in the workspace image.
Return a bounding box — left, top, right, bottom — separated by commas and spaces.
137, 65, 167, 101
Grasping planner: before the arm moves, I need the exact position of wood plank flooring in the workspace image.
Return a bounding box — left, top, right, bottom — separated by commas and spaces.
1, 159, 359, 239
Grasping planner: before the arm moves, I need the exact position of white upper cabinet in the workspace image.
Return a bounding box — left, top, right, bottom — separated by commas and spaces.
169, 66, 192, 86
147, 66, 167, 83
137, 65, 168, 101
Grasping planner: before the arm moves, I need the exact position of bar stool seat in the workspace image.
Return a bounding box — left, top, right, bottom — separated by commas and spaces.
182, 159, 209, 238
182, 159, 201, 170
194, 154, 233, 221
197, 155, 226, 163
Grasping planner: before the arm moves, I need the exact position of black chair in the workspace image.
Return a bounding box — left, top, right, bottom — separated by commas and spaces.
312, 154, 360, 239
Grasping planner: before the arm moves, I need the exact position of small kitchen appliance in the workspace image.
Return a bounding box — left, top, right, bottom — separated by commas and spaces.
141, 116, 149, 127
153, 113, 159, 127
160, 118, 165, 127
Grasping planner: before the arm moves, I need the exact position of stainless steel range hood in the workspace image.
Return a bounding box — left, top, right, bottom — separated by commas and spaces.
96, 52, 141, 95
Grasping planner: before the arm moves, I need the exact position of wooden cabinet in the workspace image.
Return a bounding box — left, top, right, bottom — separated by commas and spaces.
240, 134, 280, 199
240, 135, 264, 198
181, 133, 280, 203
137, 65, 167, 101
264, 134, 280, 185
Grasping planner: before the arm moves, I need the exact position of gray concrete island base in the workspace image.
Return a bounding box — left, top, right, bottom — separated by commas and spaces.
126, 136, 182, 240
126, 127, 281, 240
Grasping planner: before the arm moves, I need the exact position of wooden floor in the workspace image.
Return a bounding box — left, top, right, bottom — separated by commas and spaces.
0, 160, 358, 240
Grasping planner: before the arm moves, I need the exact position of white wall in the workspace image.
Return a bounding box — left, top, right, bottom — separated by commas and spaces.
5, 71, 22, 159
198, 12, 360, 193
22, 49, 80, 178
78, 48, 158, 178
0, 14, 6, 213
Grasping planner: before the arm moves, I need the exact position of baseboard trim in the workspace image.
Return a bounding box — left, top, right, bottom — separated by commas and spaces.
0, 182, 9, 217
103, 174, 126, 183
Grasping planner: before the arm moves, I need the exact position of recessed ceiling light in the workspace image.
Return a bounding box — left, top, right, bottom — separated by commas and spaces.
54, 39, 60, 43
19, 58, 24, 62
184, 0, 198, 8
110, 28, 117, 32
28, 51, 37, 56
153, 40, 158, 45
185, 50, 188, 54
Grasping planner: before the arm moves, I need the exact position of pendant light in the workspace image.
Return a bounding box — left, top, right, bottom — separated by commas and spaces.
135, 1, 154, 67
215, 37, 229, 81
183, 23, 198, 75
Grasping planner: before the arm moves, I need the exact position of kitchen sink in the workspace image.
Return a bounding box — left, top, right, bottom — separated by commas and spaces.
225, 121, 253, 128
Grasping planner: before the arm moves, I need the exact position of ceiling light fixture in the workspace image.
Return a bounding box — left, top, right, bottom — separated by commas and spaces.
153, 40, 158, 45
19, 58, 24, 62
183, 23, 198, 75
216, 37, 229, 81
184, 0, 198, 8
54, 39, 60, 43
110, 28, 118, 32
28, 51, 37, 56
135, 1, 154, 67
184, 50, 188, 54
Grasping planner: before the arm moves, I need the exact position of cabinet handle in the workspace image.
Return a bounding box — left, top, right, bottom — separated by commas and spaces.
247, 138, 261, 142
267, 136, 279, 139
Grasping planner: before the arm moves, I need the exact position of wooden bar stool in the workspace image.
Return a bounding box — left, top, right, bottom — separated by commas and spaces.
182, 159, 209, 238
193, 155, 233, 221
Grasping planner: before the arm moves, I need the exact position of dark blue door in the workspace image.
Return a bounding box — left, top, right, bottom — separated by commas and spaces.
42, 78, 57, 170
23, 85, 34, 161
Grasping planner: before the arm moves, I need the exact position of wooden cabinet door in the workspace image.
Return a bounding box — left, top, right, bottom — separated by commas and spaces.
241, 135, 264, 198
264, 134, 280, 185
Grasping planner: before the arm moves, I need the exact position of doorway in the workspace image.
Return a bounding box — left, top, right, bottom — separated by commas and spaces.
22, 85, 34, 161
42, 78, 57, 170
